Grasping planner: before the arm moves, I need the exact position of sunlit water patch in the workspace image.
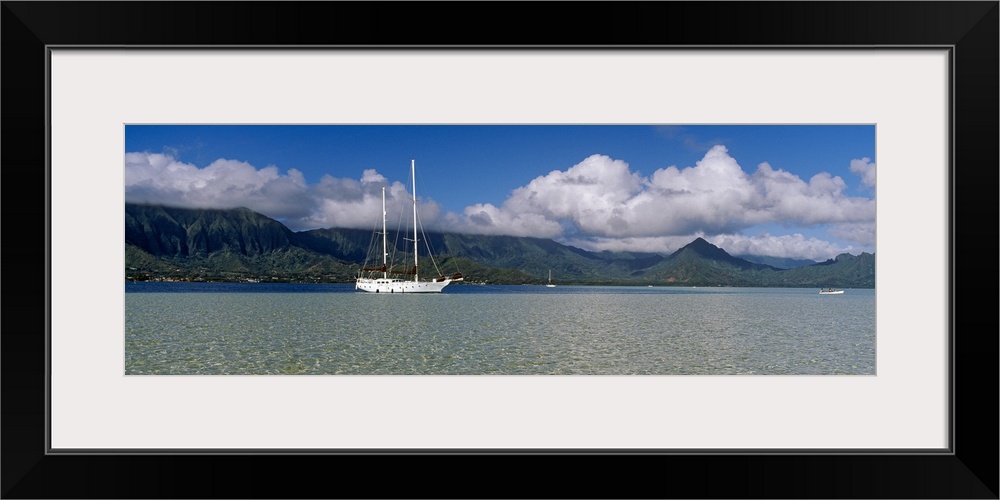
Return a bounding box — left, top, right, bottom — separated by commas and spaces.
125, 283, 875, 375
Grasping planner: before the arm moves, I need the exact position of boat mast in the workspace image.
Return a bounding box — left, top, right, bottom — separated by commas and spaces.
381, 186, 387, 279
412, 159, 418, 282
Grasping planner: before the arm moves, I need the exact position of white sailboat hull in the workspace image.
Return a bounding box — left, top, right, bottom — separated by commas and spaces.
819, 290, 845, 295
356, 277, 454, 293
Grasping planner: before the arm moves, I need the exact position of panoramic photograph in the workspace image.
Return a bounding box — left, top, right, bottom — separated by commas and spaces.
124, 124, 876, 375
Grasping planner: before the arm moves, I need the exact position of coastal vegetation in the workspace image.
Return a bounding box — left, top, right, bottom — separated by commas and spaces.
125, 203, 875, 287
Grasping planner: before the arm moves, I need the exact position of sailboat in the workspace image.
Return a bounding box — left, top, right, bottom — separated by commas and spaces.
546, 270, 556, 288
355, 160, 463, 293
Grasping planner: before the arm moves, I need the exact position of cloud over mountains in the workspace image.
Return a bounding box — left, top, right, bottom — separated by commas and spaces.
125, 145, 875, 260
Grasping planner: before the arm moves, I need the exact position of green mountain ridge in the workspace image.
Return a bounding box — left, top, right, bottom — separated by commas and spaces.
734, 254, 820, 269
124, 203, 874, 287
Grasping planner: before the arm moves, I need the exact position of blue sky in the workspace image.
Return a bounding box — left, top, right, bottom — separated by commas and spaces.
125, 124, 875, 260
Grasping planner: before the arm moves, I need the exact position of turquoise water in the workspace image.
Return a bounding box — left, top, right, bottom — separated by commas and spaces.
124, 283, 876, 375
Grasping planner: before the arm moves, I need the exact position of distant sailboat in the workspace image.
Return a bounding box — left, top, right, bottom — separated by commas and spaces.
355, 159, 463, 293
546, 270, 556, 288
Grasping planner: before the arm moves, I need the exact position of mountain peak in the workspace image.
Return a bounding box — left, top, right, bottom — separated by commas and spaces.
676, 237, 727, 256
667, 237, 782, 272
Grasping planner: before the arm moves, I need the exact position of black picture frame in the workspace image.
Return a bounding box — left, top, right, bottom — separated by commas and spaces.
3, 2, 997, 498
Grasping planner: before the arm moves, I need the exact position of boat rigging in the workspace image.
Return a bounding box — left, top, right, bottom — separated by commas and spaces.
355, 159, 463, 293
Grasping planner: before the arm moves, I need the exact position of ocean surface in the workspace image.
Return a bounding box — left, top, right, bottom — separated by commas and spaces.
124, 283, 876, 375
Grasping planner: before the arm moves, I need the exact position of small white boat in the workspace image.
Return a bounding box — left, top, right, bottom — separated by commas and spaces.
546, 269, 556, 288
819, 288, 844, 295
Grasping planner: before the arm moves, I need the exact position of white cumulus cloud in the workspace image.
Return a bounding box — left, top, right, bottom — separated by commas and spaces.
125, 146, 876, 260
850, 157, 876, 188
454, 146, 876, 255
125, 152, 315, 221
125, 152, 440, 232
